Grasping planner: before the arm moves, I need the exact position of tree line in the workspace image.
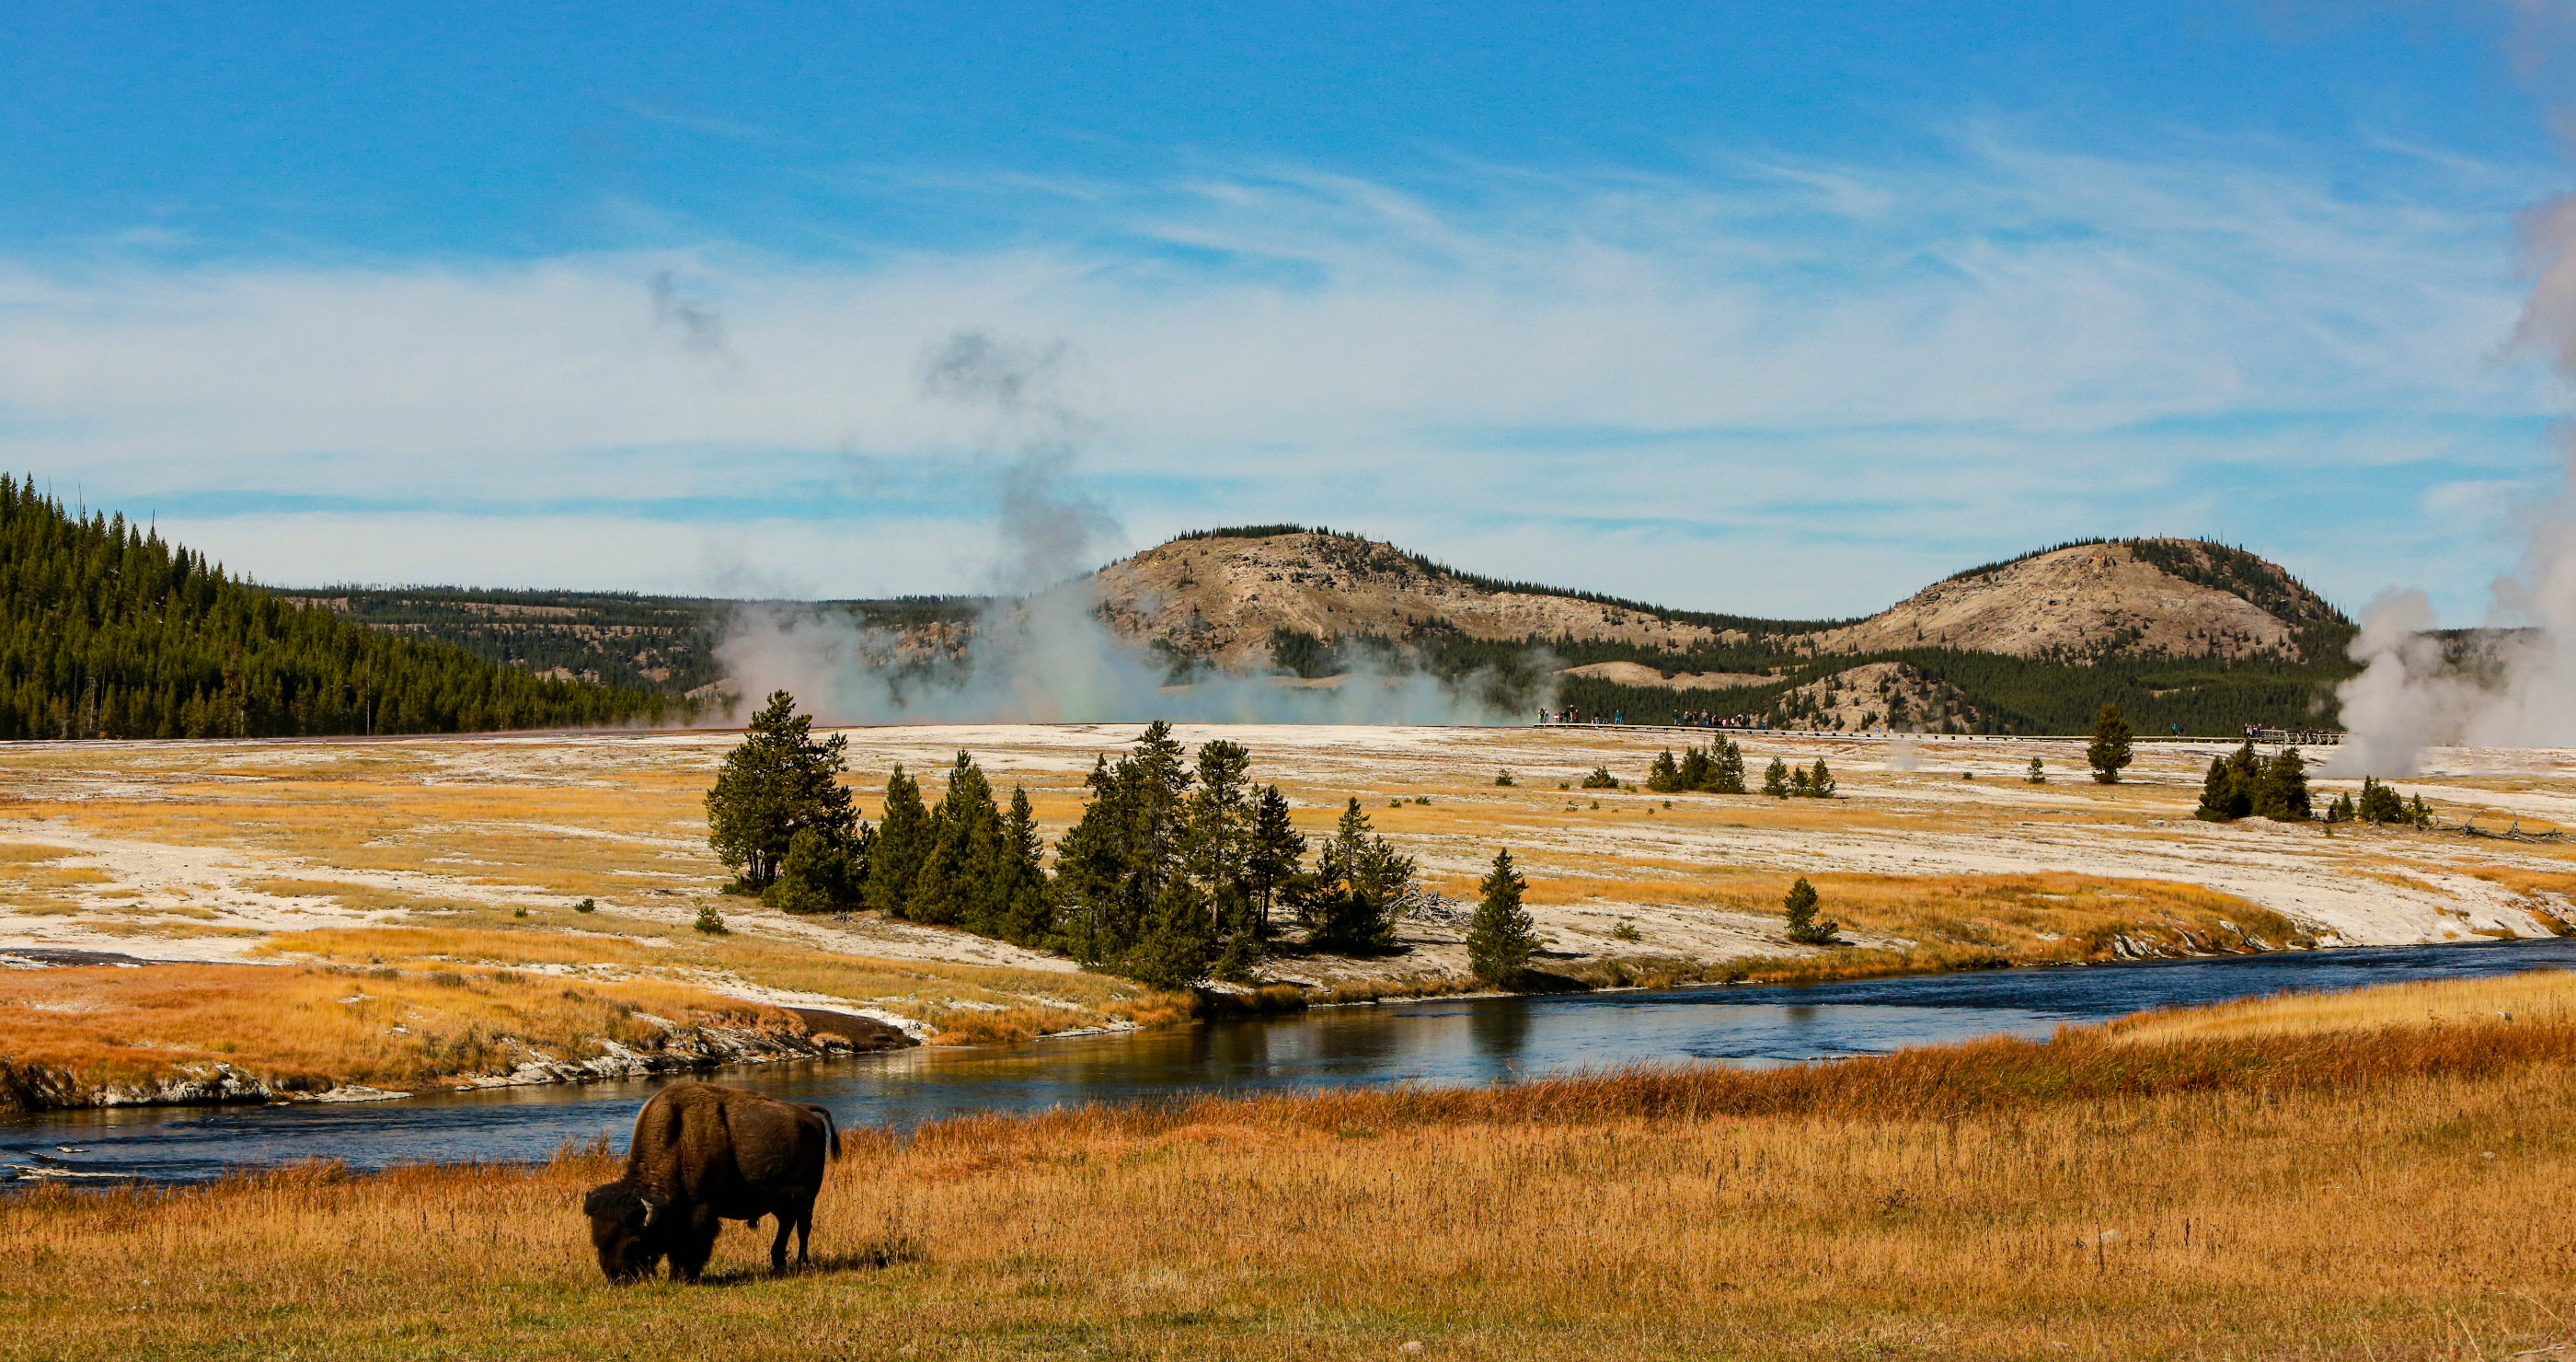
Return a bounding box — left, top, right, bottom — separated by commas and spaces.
706, 695, 1546, 989
0, 477, 679, 738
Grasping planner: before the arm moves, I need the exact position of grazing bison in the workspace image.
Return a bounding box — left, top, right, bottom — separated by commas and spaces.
581, 1081, 839, 1282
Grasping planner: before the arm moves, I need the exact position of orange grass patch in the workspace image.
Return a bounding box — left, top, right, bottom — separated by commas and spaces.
0, 963, 789, 1102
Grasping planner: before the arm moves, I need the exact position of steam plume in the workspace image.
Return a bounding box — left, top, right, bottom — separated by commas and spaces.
712, 329, 1542, 726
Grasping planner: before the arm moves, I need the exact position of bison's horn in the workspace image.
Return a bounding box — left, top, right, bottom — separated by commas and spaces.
638, 1197, 663, 1228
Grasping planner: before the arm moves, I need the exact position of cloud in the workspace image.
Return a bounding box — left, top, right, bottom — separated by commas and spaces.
0, 133, 2554, 616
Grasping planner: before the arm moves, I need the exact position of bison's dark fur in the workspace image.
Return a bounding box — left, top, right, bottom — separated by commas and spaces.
581, 1081, 839, 1283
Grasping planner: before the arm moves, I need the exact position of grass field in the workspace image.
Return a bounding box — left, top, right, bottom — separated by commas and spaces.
4, 967, 2570, 1360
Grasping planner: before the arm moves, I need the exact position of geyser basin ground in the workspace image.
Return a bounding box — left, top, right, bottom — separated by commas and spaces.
0, 723, 2570, 1105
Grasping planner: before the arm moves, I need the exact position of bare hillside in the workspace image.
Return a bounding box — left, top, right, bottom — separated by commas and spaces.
1803, 540, 2340, 662
1087, 531, 2346, 678
1090, 530, 1732, 667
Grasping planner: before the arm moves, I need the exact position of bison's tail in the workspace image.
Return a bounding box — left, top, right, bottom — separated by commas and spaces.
809, 1104, 840, 1161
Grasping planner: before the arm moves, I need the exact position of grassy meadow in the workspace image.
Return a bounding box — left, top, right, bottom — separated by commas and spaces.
4, 967, 2571, 1360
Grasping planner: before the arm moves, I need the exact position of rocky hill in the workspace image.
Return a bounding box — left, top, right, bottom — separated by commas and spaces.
1801, 540, 2345, 664
1088, 528, 1748, 669
1091, 529, 2349, 675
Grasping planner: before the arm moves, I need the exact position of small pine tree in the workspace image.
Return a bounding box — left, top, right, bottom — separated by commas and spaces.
2409, 793, 2434, 827
2255, 747, 2312, 822
1807, 758, 1835, 798
1788, 764, 1813, 796
1645, 749, 1682, 793
2026, 756, 2045, 784
1762, 757, 1790, 798
865, 765, 929, 917
2325, 791, 2355, 823
1493, 769, 1514, 788
1710, 737, 1747, 794
2087, 703, 2133, 784
1783, 877, 1838, 945
1466, 848, 1536, 989
693, 905, 729, 935
703, 690, 857, 890
1581, 766, 1619, 790
2357, 776, 2406, 825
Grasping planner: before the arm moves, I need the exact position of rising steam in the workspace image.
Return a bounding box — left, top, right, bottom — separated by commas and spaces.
711, 329, 1543, 727
2327, 160, 2576, 773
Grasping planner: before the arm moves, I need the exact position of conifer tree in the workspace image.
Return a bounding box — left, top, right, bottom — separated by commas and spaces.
1052, 724, 1195, 963
1466, 848, 1536, 989
1808, 758, 1835, 798
909, 753, 1002, 926
1246, 784, 1306, 937
1783, 877, 1838, 945
2195, 756, 2239, 822
1762, 756, 1791, 798
2357, 776, 2406, 825
1645, 749, 1682, 793
989, 787, 1055, 944
2027, 756, 2046, 784
2255, 746, 2312, 822
1789, 764, 1813, 796
1675, 745, 1713, 791
0, 478, 678, 739
1123, 876, 1215, 990
1710, 737, 1747, 794
865, 765, 929, 917
2087, 703, 2133, 784
705, 690, 856, 890
1309, 798, 1408, 952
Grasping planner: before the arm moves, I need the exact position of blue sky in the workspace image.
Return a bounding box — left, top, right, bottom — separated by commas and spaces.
2, 1, 2569, 621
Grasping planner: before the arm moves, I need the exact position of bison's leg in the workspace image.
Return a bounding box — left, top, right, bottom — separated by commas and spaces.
671, 1207, 719, 1283
769, 1213, 793, 1274
792, 1193, 816, 1265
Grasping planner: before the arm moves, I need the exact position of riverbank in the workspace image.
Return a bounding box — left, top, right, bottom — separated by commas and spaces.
6, 965, 2570, 1360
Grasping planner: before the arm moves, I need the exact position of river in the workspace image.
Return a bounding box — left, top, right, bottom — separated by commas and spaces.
8, 939, 2572, 1184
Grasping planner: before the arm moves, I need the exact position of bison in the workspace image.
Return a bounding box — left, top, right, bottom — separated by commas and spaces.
581, 1081, 840, 1282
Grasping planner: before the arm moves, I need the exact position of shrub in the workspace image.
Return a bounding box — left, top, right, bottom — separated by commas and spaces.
1581, 767, 1620, 790
2357, 776, 2406, 825
694, 906, 729, 935
1783, 877, 1839, 945
1494, 769, 1514, 787
572, 897, 595, 914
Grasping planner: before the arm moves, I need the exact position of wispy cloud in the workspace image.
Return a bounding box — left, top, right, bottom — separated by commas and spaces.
0, 132, 2553, 617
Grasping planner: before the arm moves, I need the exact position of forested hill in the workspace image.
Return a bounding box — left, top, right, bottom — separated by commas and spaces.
0, 479, 680, 739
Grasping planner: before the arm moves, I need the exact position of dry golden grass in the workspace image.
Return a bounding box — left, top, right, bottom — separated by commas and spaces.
247, 919, 1189, 1045
2109, 963, 2576, 1045
6, 970, 2575, 1359
0, 963, 794, 1100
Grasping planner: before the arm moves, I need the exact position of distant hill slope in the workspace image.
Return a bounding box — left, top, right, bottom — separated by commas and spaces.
1088, 527, 2359, 734
278, 590, 985, 698
0, 479, 679, 739
1092, 528, 2349, 667
1805, 540, 2348, 663
1090, 527, 1834, 668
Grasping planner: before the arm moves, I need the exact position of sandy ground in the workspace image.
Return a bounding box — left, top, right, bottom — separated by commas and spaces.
0, 725, 2566, 1014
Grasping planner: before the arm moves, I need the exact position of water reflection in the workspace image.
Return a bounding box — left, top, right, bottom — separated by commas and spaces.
8, 938, 2574, 1183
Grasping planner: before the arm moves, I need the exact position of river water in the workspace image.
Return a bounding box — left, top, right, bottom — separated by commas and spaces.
8, 939, 2572, 1184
